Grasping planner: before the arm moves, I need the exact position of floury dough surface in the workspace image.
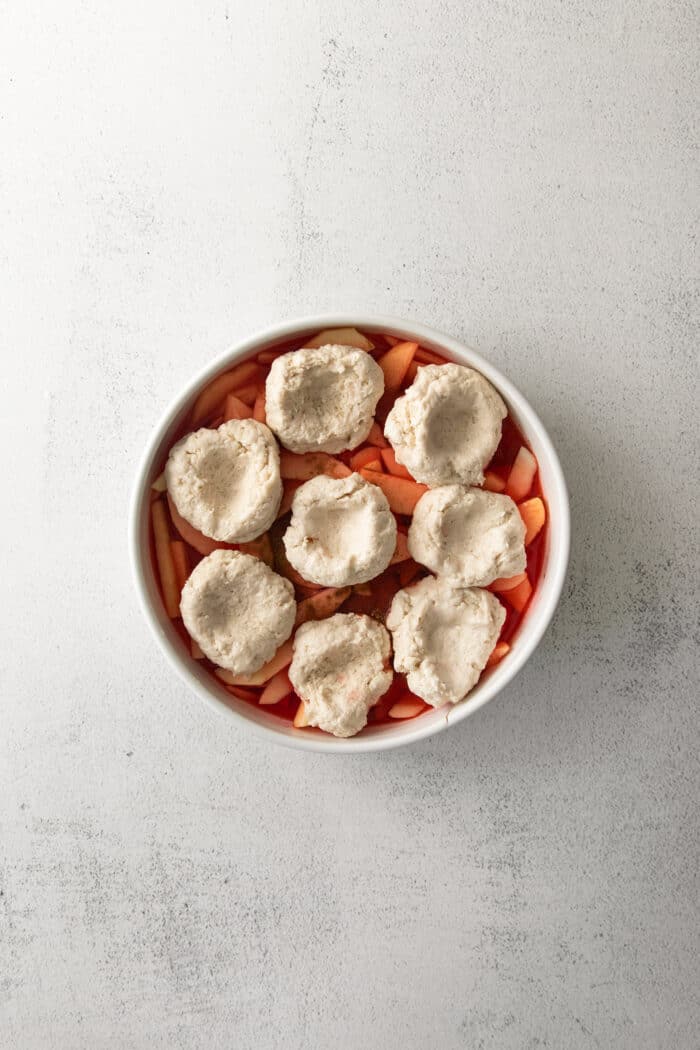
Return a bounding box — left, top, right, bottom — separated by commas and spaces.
180, 550, 295, 674
265, 344, 384, 453
165, 419, 282, 543
386, 576, 505, 706
384, 363, 507, 486
289, 613, 393, 737
283, 473, 397, 586
408, 485, 526, 586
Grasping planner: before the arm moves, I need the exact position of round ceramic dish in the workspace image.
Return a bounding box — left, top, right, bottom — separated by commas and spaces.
130, 315, 570, 753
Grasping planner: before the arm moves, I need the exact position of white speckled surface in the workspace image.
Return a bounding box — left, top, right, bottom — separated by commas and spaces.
2, 2, 698, 1047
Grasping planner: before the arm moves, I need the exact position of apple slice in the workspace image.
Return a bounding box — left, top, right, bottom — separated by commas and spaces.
389, 531, 410, 565
486, 641, 510, 668
223, 393, 253, 421
415, 347, 445, 365
191, 638, 205, 659
293, 700, 310, 727
349, 446, 384, 471
380, 447, 413, 479
191, 361, 260, 424
151, 501, 180, 618
253, 388, 266, 423
259, 669, 292, 706
489, 572, 528, 593
359, 469, 428, 516
295, 586, 352, 627
388, 698, 426, 719
483, 470, 506, 493
151, 472, 167, 493
303, 327, 374, 351
367, 422, 389, 448
398, 559, 421, 587
376, 341, 418, 391
353, 582, 373, 597
166, 493, 272, 564
256, 348, 287, 364
519, 497, 546, 545
505, 446, 537, 501
279, 451, 352, 481
170, 540, 190, 592
503, 576, 533, 612
238, 533, 274, 567
222, 638, 295, 687
404, 360, 423, 385
295, 581, 324, 597
225, 684, 260, 703
167, 493, 234, 557
233, 383, 258, 406
276, 480, 301, 519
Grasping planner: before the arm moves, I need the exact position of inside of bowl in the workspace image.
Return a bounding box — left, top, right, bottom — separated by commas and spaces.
134, 320, 567, 750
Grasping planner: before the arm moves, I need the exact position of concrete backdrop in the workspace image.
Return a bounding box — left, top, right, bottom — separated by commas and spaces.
1, 2, 698, 1048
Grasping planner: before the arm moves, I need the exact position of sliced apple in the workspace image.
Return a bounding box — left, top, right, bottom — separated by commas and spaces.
223, 638, 295, 687
380, 447, 413, 479
295, 586, 351, 627
505, 446, 537, 502
233, 383, 258, 406
398, 559, 420, 587
486, 641, 510, 668
503, 576, 533, 612
167, 493, 234, 557
279, 451, 352, 481
293, 700, 310, 727
223, 393, 253, 421
519, 496, 546, 545
404, 360, 422, 385
303, 327, 374, 351
225, 684, 260, 703
256, 348, 287, 364
151, 472, 167, 493
415, 347, 445, 365
191, 638, 205, 660
224, 634, 293, 684
376, 341, 418, 391
191, 361, 260, 424
276, 480, 301, 519
253, 388, 266, 423
389, 531, 411, 565
151, 500, 180, 618
367, 422, 389, 448
349, 445, 384, 471
482, 470, 506, 493
359, 469, 428, 516
295, 581, 324, 597
238, 533, 274, 567
170, 540, 190, 592
388, 698, 426, 719
353, 582, 373, 597
259, 669, 292, 706
489, 572, 528, 593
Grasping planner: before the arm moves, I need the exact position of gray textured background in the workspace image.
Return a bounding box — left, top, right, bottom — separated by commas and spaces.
2, 2, 698, 1048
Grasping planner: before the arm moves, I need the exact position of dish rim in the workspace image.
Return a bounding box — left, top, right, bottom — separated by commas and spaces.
129, 313, 570, 753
